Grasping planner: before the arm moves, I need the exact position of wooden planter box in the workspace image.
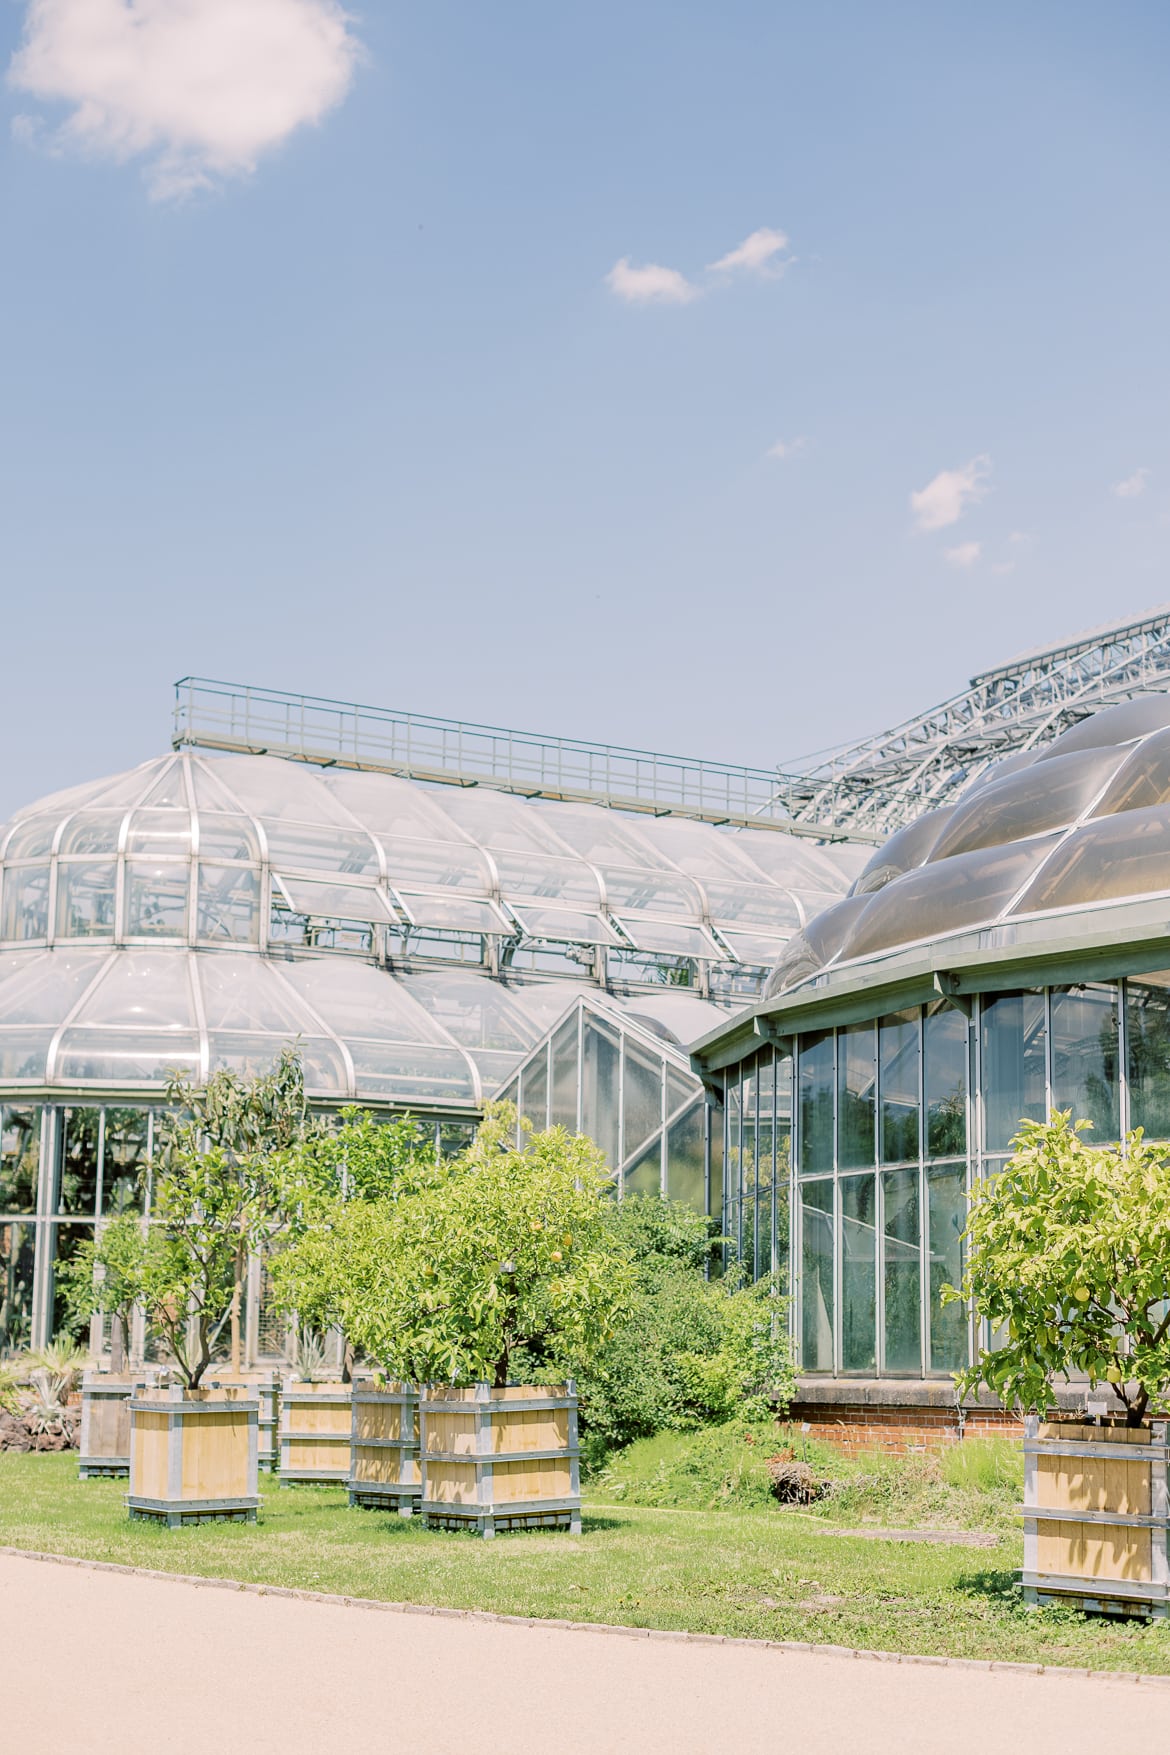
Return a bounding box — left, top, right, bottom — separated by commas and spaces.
199, 1372, 280, 1472
348, 1383, 421, 1514
420, 1383, 580, 1537
78, 1370, 158, 1479
278, 1381, 352, 1486
127, 1384, 260, 1528
1023, 1416, 1170, 1619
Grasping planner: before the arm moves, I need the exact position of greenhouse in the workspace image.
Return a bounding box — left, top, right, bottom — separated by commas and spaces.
0, 696, 861, 1356
692, 692, 1170, 1401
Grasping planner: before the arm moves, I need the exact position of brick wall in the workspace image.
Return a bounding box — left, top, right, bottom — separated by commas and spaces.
789, 1399, 1023, 1456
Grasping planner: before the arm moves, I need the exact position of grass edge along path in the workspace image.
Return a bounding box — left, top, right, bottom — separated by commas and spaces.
5, 1543, 1170, 1691
3, 1455, 1170, 1675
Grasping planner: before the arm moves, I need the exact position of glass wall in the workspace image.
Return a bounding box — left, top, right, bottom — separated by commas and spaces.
722, 1045, 792, 1284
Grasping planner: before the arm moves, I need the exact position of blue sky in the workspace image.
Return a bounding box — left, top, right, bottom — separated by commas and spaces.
2, 1, 1169, 818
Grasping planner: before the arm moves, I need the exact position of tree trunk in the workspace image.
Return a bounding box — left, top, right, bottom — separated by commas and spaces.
110, 1313, 126, 1376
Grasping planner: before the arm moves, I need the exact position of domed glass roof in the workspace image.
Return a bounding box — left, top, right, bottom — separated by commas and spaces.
0, 749, 857, 1105
765, 694, 1170, 997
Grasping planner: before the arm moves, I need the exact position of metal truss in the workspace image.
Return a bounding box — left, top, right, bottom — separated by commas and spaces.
767, 604, 1170, 839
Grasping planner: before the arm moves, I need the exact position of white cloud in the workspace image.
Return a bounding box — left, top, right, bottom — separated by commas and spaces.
767, 436, 807, 460
991, 560, 1015, 576
944, 541, 981, 569
8, 0, 362, 201
708, 226, 790, 276
1113, 467, 1150, 500
910, 454, 991, 531
605, 257, 699, 305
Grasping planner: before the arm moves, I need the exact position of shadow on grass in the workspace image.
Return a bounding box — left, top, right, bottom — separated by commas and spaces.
951, 1565, 1029, 1610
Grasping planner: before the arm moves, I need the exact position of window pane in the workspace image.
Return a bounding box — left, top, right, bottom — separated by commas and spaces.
549, 1017, 578, 1131
709, 1099, 723, 1225
883, 1168, 921, 1373
56, 863, 117, 937
125, 862, 190, 938
581, 1018, 620, 1169
879, 1010, 920, 1163
1049, 984, 1119, 1140
925, 1002, 968, 1157
196, 865, 260, 944
928, 1164, 967, 1373
800, 1180, 835, 1373
0, 1108, 40, 1214
837, 1023, 875, 1168
102, 1107, 149, 1214
0, 1220, 36, 1354
841, 1174, 876, 1372
49, 1222, 94, 1343
622, 1041, 663, 1163
666, 1102, 705, 1212
1, 866, 50, 940
798, 1031, 833, 1173
724, 1071, 742, 1211
520, 1049, 548, 1135
1127, 976, 1170, 1140
979, 990, 1046, 1154
59, 1108, 101, 1215
623, 1137, 662, 1197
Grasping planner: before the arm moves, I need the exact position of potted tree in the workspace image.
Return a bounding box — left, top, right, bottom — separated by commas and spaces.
60, 1225, 152, 1478
948, 1112, 1170, 1618
291, 1104, 633, 1537
72, 1048, 319, 1526
272, 1112, 438, 1508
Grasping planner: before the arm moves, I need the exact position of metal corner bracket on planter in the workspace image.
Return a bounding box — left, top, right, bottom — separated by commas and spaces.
278, 1380, 353, 1486
127, 1382, 260, 1529
420, 1382, 581, 1538
348, 1381, 421, 1514
1022, 1415, 1170, 1619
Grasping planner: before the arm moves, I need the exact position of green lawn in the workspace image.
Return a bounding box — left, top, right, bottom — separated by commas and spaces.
3, 1451, 1170, 1673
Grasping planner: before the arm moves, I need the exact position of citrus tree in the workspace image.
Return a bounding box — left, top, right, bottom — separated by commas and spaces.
947, 1112, 1170, 1426
282, 1104, 634, 1388
63, 1048, 320, 1388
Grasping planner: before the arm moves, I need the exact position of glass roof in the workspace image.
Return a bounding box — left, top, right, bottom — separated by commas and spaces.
0, 747, 861, 1104
765, 694, 1170, 996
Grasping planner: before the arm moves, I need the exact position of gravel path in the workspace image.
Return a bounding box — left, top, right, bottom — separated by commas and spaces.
2, 1550, 1167, 1753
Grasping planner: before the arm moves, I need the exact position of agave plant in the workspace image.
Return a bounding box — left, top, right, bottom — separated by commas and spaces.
26, 1337, 89, 1404
291, 1326, 327, 1383
0, 1362, 25, 1415
18, 1369, 70, 1435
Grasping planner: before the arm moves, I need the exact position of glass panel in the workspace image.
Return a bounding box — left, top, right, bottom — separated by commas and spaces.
1014, 807, 1170, 913
1049, 984, 1119, 1140
666, 1102, 705, 1213
0, 1108, 41, 1214
550, 1016, 579, 1131
49, 1222, 94, 1342
1038, 692, 1170, 757
378, 837, 491, 892
4, 815, 58, 860
57, 811, 123, 856
398, 893, 507, 933
842, 837, 1063, 962
343, 1040, 475, 1103
838, 1022, 875, 1169
261, 823, 379, 876
54, 1032, 202, 1084
102, 1108, 149, 1214
77, 951, 195, 1030
879, 1010, 920, 1163
56, 863, 117, 937
702, 881, 801, 932
709, 1100, 723, 1226
853, 806, 956, 895
800, 1180, 834, 1372
724, 1069, 743, 1211
603, 870, 703, 918
612, 917, 716, 958
925, 1002, 968, 1157
1092, 724, 1170, 816
928, 745, 1125, 862
980, 990, 1046, 1154
1126, 975, 1170, 1140
494, 851, 601, 907
196, 813, 260, 861
125, 810, 193, 856
764, 896, 871, 996
276, 878, 393, 923
0, 1220, 36, 1355
623, 1137, 662, 1197
0, 1030, 52, 1081
520, 1049, 548, 1134
622, 1040, 663, 1163
196, 865, 261, 943
507, 905, 619, 945
883, 1168, 921, 1373
439, 1121, 476, 1158
125, 862, 190, 938
798, 1031, 834, 1173
841, 1174, 876, 1372
59, 1108, 101, 1215
1, 866, 50, 940
928, 1164, 967, 1372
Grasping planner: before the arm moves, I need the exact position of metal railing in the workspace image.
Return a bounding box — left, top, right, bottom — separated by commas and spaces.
172, 678, 845, 839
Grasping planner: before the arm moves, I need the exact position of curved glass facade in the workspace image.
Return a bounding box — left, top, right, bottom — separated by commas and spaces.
694, 695, 1170, 1385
